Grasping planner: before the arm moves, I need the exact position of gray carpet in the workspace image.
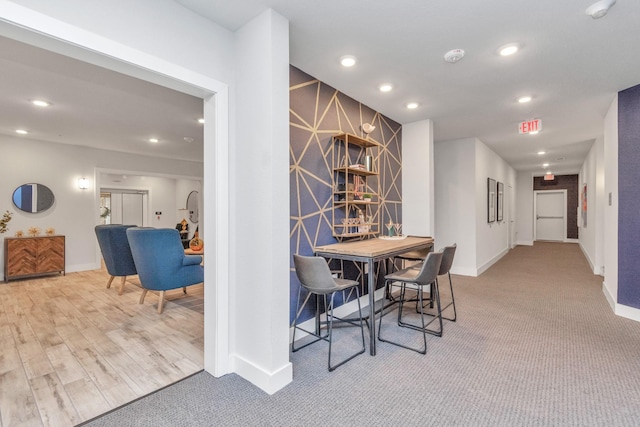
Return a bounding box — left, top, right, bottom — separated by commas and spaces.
83, 243, 640, 426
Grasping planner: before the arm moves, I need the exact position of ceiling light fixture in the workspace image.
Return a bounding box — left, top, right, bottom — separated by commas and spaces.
518, 96, 532, 103
16, 129, 28, 135
406, 102, 419, 109
443, 49, 465, 63
498, 43, 519, 56
586, 0, 616, 19
543, 163, 550, 167
538, 151, 546, 155
529, 130, 539, 135
32, 100, 51, 107
379, 84, 393, 92
149, 138, 159, 143
198, 118, 205, 124
184, 137, 195, 143
339, 55, 357, 67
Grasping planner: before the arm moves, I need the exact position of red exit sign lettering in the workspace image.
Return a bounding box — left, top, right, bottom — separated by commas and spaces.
519, 119, 542, 134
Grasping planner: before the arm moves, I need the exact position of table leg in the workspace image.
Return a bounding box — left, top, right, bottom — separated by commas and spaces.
368, 258, 376, 355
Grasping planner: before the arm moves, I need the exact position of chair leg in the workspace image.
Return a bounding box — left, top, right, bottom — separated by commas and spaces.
106, 276, 115, 289
441, 272, 457, 322
327, 288, 365, 371
292, 289, 327, 353
157, 291, 166, 313
378, 281, 427, 354
118, 276, 127, 295
139, 289, 148, 304
183, 286, 187, 294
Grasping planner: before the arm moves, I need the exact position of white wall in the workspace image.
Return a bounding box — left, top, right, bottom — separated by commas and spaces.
516, 172, 534, 245
475, 139, 515, 275
1, 1, 295, 393
603, 95, 619, 309
231, 10, 292, 394
434, 138, 476, 276
578, 135, 604, 275
0, 136, 203, 279
402, 119, 434, 236
435, 138, 515, 276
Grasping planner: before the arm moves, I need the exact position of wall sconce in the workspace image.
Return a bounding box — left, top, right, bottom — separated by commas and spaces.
78, 178, 89, 190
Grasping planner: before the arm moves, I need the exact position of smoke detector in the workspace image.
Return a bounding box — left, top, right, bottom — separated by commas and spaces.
444, 49, 465, 63
586, 0, 616, 19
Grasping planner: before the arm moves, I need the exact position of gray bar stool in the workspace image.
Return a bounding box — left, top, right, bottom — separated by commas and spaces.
292, 254, 366, 371
378, 250, 443, 354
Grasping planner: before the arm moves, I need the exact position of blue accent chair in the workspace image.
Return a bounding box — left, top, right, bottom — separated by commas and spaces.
95, 224, 138, 295
126, 227, 204, 313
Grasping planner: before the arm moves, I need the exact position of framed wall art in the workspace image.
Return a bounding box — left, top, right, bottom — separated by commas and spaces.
497, 181, 504, 222
488, 178, 496, 223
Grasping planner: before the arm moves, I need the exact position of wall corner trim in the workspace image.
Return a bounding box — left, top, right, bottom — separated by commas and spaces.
231, 355, 293, 395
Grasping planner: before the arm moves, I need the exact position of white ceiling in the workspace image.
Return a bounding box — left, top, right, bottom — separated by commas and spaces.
3, 0, 640, 173
0, 35, 204, 162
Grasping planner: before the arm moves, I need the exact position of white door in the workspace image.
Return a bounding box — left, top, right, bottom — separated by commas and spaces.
122, 193, 144, 226
535, 191, 565, 241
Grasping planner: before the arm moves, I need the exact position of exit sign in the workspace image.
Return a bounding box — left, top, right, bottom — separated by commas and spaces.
519, 119, 542, 134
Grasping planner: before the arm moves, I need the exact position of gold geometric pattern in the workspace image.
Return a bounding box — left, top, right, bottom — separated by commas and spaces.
289, 66, 402, 322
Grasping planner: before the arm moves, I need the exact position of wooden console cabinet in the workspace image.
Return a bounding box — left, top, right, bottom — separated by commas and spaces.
4, 236, 65, 282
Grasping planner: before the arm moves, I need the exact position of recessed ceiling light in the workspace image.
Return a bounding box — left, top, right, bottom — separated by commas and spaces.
379, 84, 393, 92
197, 118, 205, 124
339, 55, 357, 67
32, 100, 51, 107
183, 137, 194, 143
498, 43, 519, 56
543, 163, 550, 167
149, 138, 159, 143
406, 102, 419, 109
529, 130, 539, 135
16, 129, 28, 135
537, 151, 546, 155
518, 96, 532, 103
586, 0, 616, 19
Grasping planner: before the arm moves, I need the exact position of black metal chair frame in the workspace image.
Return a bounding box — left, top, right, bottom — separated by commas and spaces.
378, 251, 443, 354
291, 255, 366, 371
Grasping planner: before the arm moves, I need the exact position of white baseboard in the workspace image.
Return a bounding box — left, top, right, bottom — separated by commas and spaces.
66, 262, 101, 273
517, 240, 534, 246
231, 355, 292, 395
450, 266, 477, 277
602, 281, 640, 323
565, 238, 579, 244
476, 247, 508, 276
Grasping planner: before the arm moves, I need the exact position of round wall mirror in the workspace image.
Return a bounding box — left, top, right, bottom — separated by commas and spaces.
12, 183, 55, 213
187, 190, 199, 224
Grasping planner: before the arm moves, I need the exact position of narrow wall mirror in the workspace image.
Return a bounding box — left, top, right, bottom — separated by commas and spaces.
187, 190, 199, 224
13, 183, 55, 213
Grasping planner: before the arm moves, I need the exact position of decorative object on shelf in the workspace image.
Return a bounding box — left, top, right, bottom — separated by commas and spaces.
12, 183, 55, 213
45, 227, 55, 236
14, 230, 24, 238
189, 227, 204, 251
365, 155, 373, 172
28, 226, 41, 237
362, 123, 375, 134
363, 193, 372, 202
0, 210, 12, 234
386, 221, 395, 237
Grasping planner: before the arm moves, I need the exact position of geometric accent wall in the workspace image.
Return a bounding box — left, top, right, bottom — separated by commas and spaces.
289, 65, 402, 323
617, 83, 640, 308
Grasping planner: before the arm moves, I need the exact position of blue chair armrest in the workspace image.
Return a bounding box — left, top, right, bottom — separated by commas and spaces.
183, 255, 203, 266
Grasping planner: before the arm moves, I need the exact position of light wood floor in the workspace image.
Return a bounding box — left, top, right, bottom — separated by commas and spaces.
0, 268, 204, 427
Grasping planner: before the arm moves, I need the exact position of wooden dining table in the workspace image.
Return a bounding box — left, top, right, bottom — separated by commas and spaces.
314, 235, 434, 355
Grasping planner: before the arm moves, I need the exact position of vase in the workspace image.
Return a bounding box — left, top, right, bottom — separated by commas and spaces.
189, 231, 204, 251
